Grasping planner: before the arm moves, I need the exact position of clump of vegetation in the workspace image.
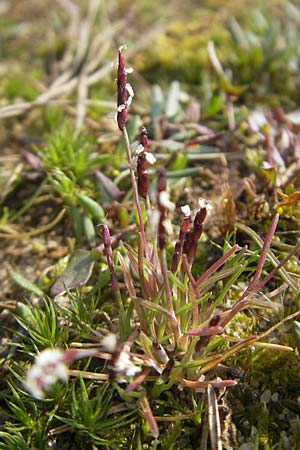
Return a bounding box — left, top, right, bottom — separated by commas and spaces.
1, 1, 300, 449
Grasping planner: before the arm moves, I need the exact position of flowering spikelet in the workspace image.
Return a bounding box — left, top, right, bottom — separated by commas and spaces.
117, 47, 134, 131
137, 127, 149, 199
183, 207, 207, 264
171, 205, 191, 272
117, 49, 127, 131
97, 224, 119, 291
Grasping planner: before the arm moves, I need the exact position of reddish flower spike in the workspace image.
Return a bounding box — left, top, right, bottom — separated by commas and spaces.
183, 207, 207, 264
171, 215, 190, 272
137, 127, 149, 199
117, 49, 128, 131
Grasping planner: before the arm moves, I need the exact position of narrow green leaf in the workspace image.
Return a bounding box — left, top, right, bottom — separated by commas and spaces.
76, 193, 105, 222
10, 270, 44, 296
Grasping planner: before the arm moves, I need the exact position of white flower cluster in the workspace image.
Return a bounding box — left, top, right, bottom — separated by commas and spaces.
130, 141, 156, 170
101, 333, 141, 382
25, 349, 68, 399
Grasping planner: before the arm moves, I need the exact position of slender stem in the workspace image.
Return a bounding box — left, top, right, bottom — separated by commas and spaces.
160, 249, 175, 316
247, 214, 279, 291
160, 248, 180, 341
123, 126, 149, 258
237, 218, 298, 292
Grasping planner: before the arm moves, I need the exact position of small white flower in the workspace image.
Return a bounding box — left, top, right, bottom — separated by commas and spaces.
131, 142, 156, 165
248, 109, 268, 132
181, 204, 191, 217
159, 191, 175, 211
114, 350, 141, 378
198, 198, 212, 214
25, 349, 68, 399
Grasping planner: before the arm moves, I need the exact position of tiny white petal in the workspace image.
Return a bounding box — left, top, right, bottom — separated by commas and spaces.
132, 144, 144, 155
117, 104, 126, 112
36, 349, 64, 367
125, 360, 141, 377
114, 350, 141, 378
159, 191, 175, 211
198, 198, 212, 213
145, 152, 156, 165
102, 333, 118, 353
261, 161, 273, 169
272, 146, 286, 170
55, 363, 69, 382
162, 218, 173, 235
125, 67, 134, 74
119, 44, 127, 51
130, 141, 140, 151
114, 351, 129, 372
126, 96, 133, 109
130, 156, 138, 170
181, 204, 191, 217
280, 129, 290, 150
248, 110, 267, 132
179, 91, 189, 102
25, 365, 45, 398
126, 83, 134, 98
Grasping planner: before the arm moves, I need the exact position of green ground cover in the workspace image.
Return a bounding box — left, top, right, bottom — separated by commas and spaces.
0, 1, 300, 449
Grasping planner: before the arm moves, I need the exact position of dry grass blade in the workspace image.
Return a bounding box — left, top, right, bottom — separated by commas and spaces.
199, 337, 257, 374
0, 209, 66, 239
0, 7, 165, 121
207, 384, 222, 450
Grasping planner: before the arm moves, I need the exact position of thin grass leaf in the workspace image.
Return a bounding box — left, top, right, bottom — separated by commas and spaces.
237, 219, 298, 292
